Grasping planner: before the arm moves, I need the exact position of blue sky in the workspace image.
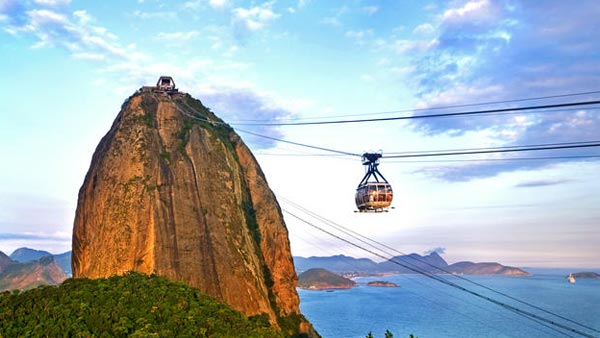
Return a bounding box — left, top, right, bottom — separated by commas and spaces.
1, 0, 599, 268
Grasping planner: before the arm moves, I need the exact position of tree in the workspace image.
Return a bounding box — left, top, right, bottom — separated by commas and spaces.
385, 329, 393, 338
366, 332, 374, 338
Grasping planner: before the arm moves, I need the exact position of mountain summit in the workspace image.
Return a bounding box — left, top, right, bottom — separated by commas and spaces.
72, 80, 316, 336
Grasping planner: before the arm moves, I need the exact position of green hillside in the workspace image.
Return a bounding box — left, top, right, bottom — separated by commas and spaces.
0, 272, 282, 337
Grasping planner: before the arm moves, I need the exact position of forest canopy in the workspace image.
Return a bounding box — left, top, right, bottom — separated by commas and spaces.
0, 271, 282, 337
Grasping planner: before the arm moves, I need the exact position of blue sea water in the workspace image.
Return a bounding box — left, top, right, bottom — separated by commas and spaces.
298, 272, 600, 338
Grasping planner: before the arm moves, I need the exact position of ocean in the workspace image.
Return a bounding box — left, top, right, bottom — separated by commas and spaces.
298, 271, 600, 338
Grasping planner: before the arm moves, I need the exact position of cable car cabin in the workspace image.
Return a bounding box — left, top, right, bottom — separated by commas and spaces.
156, 76, 178, 92
355, 183, 393, 211
355, 152, 393, 212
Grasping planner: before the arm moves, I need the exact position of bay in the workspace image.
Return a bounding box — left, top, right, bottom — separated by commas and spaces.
298, 272, 600, 338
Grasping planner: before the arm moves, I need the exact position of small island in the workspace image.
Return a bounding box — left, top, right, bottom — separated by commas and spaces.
571, 272, 600, 280
297, 268, 356, 290
367, 281, 399, 287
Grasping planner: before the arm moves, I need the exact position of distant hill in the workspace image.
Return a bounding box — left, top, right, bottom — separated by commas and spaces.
6, 248, 72, 277
9, 247, 52, 262
294, 253, 530, 277
378, 252, 448, 274
52, 251, 72, 277
448, 262, 530, 276
572, 272, 600, 280
0, 272, 282, 337
0, 253, 67, 292
0, 252, 13, 273
297, 268, 356, 290
294, 255, 379, 274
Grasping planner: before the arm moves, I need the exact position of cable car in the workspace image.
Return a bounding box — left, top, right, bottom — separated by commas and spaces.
355, 152, 393, 212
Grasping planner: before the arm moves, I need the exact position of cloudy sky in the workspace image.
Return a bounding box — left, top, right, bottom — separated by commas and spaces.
1, 0, 599, 268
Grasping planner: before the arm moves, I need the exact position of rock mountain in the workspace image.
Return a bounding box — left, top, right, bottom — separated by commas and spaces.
0, 251, 67, 291
72, 85, 316, 337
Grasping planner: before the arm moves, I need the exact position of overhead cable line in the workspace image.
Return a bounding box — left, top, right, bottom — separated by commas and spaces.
386, 140, 600, 155
255, 153, 600, 163
385, 154, 600, 163
235, 126, 600, 159
286, 211, 546, 338
283, 209, 597, 338
232, 128, 361, 157
226, 90, 600, 122
280, 197, 600, 336
174, 98, 600, 160
382, 142, 600, 159
228, 100, 600, 126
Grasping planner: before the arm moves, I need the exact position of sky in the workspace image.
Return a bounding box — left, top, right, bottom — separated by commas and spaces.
0, 0, 599, 268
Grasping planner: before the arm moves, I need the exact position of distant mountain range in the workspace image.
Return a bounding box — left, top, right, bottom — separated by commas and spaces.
8, 247, 72, 276
0, 247, 530, 291
0, 251, 67, 291
293, 252, 530, 277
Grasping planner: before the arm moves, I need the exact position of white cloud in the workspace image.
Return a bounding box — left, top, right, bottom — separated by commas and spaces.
320, 16, 341, 27
363, 6, 379, 15
8, 8, 147, 65
413, 23, 435, 35
442, 0, 497, 25
33, 0, 71, 6
209, 0, 228, 9
132, 10, 177, 20
72, 52, 105, 61
392, 38, 439, 54
345, 29, 373, 45
156, 30, 200, 41
233, 5, 279, 31
183, 1, 202, 10
232, 2, 280, 40
73, 9, 92, 24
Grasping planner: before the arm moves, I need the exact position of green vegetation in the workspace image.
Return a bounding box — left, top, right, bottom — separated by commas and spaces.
177, 120, 194, 154
177, 95, 235, 154
0, 272, 283, 337
297, 268, 356, 289
159, 152, 171, 164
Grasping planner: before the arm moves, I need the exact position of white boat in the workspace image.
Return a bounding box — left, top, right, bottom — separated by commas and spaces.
567, 273, 576, 284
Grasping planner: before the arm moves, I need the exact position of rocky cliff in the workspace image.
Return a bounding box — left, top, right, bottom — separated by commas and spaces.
72, 88, 316, 336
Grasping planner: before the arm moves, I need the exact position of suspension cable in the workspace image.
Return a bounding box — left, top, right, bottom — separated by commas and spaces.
281, 197, 600, 335
283, 209, 597, 338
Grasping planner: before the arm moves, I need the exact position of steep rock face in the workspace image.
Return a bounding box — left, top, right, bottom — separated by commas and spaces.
72, 90, 316, 336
